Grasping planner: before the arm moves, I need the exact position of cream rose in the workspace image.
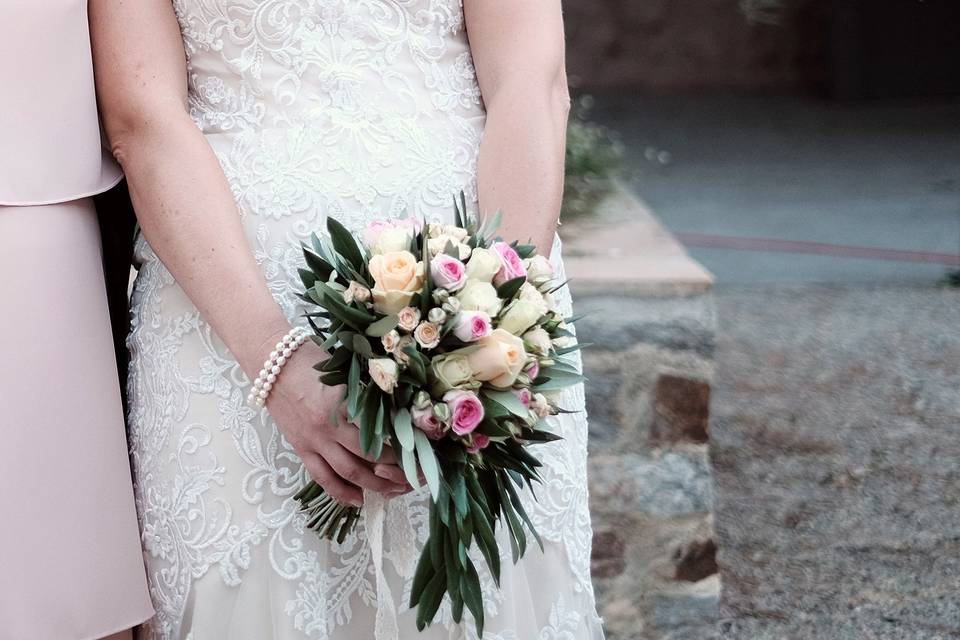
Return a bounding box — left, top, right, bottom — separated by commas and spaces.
531, 392, 552, 418
430, 353, 473, 392
498, 299, 544, 336
523, 326, 553, 355
456, 280, 502, 317
426, 222, 444, 239
369, 358, 399, 393
462, 328, 527, 388
441, 224, 469, 242
372, 226, 414, 254
343, 280, 371, 305
428, 235, 471, 260
369, 251, 425, 314
464, 247, 502, 283
517, 283, 548, 312
414, 321, 441, 349
524, 254, 555, 284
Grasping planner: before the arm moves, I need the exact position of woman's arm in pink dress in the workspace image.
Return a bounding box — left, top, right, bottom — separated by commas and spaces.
464, 0, 570, 255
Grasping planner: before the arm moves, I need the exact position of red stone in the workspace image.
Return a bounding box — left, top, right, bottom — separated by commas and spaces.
651, 374, 711, 444
591, 529, 627, 579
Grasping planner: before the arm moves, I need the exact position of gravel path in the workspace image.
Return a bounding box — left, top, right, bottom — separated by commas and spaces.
710, 284, 960, 639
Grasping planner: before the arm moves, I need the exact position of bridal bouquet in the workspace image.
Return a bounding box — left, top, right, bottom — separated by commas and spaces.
293, 196, 584, 633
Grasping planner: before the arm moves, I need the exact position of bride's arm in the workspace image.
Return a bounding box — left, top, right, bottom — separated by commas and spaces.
464, 0, 570, 254
89, 0, 407, 505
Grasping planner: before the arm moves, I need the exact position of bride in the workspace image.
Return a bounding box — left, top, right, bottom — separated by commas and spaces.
91, 0, 603, 638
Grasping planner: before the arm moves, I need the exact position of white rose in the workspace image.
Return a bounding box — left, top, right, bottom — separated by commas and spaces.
524, 255, 555, 285
428, 235, 471, 260
369, 358, 399, 393
372, 227, 414, 255
553, 336, 575, 349
442, 224, 469, 242
498, 299, 543, 336
517, 283, 549, 316
426, 222, 444, 239
523, 326, 553, 355
464, 247, 502, 283
531, 392, 552, 418
543, 291, 560, 313
456, 280, 503, 317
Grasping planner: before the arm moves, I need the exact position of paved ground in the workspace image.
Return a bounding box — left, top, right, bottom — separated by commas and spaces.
588, 93, 960, 284
711, 284, 960, 639
582, 95, 960, 638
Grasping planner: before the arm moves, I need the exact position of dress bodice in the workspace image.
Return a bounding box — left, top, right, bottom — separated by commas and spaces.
0, 0, 122, 206
172, 0, 486, 228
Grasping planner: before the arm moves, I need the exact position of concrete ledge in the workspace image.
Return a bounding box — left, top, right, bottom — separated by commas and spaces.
561, 182, 714, 297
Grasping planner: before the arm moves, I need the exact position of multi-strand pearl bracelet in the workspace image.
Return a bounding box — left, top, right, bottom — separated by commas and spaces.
247, 326, 310, 408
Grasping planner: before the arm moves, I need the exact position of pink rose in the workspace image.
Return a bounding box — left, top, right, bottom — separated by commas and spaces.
411, 405, 447, 440
430, 254, 467, 292
363, 220, 390, 247
452, 311, 492, 343
443, 390, 485, 436
525, 359, 540, 381
466, 433, 491, 454
491, 242, 527, 286
512, 387, 532, 408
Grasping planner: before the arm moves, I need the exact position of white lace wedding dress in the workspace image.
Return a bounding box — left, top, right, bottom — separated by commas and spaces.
127, 1, 604, 638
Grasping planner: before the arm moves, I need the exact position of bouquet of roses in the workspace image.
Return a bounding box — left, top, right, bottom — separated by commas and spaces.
292, 195, 585, 634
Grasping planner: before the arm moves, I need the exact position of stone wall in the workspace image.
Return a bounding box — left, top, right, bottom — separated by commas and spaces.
562, 186, 720, 639
563, 0, 828, 92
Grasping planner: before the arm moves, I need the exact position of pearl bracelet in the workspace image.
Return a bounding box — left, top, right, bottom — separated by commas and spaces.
247, 326, 310, 408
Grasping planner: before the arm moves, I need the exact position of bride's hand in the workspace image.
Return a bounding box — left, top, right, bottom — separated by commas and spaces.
261, 334, 411, 507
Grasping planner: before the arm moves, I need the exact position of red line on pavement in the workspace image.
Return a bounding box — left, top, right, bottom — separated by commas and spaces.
674, 233, 960, 267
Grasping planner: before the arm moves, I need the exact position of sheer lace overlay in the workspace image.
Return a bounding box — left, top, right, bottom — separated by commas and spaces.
128, 1, 603, 638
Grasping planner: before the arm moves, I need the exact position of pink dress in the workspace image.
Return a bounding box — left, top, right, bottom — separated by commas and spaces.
0, 0, 155, 637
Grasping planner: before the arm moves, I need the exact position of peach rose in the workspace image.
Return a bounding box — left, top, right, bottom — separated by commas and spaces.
343, 280, 371, 305
396, 306, 421, 332
369, 358, 399, 393
414, 321, 441, 349
369, 251, 425, 314
461, 328, 527, 388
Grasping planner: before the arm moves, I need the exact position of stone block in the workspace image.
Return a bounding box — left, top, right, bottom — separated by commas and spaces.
672, 537, 718, 582
651, 374, 711, 444
589, 450, 713, 517
591, 529, 628, 578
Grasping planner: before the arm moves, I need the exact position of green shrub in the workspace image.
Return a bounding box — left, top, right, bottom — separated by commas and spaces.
562, 96, 624, 221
